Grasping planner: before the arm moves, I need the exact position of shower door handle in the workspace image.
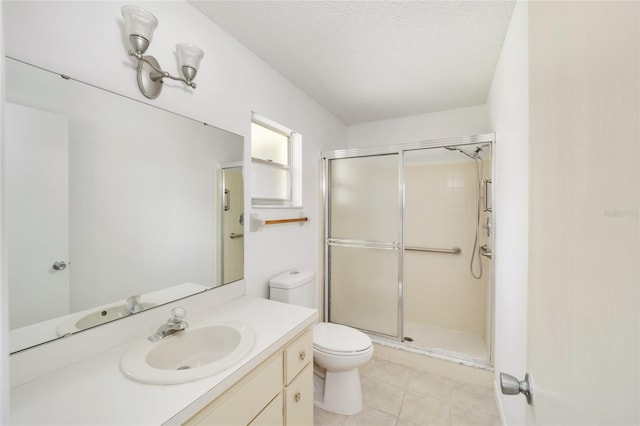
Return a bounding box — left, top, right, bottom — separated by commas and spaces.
223, 189, 230, 211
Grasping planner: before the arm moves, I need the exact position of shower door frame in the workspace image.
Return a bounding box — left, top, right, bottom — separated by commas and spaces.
322, 133, 496, 367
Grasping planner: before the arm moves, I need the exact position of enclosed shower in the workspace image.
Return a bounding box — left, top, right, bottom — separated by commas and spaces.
323, 135, 494, 367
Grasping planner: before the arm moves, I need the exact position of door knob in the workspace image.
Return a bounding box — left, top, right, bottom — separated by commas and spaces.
52, 261, 67, 271
500, 372, 533, 405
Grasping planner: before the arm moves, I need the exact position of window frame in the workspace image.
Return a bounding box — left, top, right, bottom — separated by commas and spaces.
251, 115, 298, 207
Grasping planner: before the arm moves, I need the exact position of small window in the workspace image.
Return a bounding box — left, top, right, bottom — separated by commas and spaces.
251, 114, 301, 207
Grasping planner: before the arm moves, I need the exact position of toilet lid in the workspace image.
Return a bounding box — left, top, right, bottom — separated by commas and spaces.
313, 322, 372, 353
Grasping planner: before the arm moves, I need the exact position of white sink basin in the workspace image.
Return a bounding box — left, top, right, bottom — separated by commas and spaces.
56, 302, 156, 336
120, 321, 256, 384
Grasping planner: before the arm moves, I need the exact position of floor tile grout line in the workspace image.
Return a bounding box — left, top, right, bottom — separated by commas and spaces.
395, 380, 408, 426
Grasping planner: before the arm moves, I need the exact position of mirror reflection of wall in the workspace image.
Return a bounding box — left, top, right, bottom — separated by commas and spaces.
5, 58, 244, 352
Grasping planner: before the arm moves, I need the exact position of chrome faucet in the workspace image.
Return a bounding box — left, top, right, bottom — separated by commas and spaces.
148, 307, 188, 342
126, 295, 144, 314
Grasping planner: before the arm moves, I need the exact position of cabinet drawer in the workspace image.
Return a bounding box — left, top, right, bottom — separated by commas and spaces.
283, 330, 312, 384
185, 353, 283, 426
284, 364, 313, 426
250, 393, 283, 426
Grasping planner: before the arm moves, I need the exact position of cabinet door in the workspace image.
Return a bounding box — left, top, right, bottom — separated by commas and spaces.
284, 330, 313, 384
284, 364, 313, 426
250, 393, 283, 426
185, 354, 283, 425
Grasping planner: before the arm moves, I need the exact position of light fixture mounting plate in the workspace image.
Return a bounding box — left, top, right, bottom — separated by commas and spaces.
136, 55, 163, 99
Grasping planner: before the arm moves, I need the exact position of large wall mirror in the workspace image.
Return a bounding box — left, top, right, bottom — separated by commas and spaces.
5, 57, 245, 353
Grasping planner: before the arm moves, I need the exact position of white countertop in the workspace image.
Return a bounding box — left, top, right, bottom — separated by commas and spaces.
10, 296, 317, 425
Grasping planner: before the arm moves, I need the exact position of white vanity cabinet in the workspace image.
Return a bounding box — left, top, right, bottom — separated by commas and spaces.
184, 327, 313, 426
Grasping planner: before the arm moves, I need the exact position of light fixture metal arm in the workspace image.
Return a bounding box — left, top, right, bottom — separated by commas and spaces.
128, 50, 196, 89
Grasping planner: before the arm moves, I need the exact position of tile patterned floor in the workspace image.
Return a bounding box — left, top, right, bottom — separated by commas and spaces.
314, 357, 500, 426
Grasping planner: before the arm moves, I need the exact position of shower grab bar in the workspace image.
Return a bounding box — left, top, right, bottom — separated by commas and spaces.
405, 246, 461, 255
484, 179, 492, 212
327, 238, 399, 250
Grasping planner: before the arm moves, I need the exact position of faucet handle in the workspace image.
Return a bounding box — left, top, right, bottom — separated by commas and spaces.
170, 307, 186, 322
126, 295, 142, 313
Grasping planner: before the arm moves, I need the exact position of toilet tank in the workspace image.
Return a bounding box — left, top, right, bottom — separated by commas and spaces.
269, 270, 316, 309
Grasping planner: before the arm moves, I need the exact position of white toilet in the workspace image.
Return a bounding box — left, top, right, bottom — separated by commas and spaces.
269, 270, 374, 416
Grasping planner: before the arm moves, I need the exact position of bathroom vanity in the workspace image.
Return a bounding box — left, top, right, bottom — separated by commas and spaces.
184, 329, 313, 425
9, 296, 317, 425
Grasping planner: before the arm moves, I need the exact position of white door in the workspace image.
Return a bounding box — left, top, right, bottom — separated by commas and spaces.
221, 167, 244, 284
6, 102, 70, 329
520, 2, 639, 424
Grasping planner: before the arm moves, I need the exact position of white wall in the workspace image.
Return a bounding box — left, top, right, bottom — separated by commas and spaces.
2, 1, 347, 303
0, 1, 9, 421
347, 104, 490, 148
486, 1, 529, 425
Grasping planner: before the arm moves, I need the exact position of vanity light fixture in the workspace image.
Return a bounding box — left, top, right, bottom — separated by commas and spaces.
121, 5, 204, 99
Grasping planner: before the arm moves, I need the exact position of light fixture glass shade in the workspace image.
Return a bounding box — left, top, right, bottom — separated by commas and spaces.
122, 6, 158, 47
176, 43, 204, 81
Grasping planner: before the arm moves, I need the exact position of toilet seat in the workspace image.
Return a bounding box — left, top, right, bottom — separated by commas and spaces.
313, 322, 372, 354
314, 344, 373, 357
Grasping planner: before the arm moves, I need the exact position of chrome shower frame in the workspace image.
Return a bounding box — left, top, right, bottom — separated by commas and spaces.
321, 133, 496, 368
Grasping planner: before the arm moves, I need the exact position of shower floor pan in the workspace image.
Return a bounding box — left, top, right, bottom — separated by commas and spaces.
398, 321, 489, 367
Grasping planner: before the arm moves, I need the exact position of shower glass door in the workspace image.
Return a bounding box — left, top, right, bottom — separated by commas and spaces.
325, 154, 401, 339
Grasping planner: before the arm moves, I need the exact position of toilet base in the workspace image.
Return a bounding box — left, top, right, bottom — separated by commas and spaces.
316, 368, 363, 416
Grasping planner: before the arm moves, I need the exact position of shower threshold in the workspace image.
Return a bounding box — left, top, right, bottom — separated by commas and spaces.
369, 323, 492, 370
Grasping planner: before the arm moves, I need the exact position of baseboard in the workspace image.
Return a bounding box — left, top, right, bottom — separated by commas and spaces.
494, 378, 507, 425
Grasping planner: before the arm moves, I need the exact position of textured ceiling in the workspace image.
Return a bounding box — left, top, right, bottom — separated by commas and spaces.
189, 1, 516, 125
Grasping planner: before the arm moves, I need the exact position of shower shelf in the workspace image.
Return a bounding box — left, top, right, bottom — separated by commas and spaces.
250, 213, 309, 232
405, 246, 461, 255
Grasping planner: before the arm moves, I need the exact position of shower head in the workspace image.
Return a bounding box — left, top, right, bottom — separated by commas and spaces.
444, 146, 480, 160
472, 143, 491, 156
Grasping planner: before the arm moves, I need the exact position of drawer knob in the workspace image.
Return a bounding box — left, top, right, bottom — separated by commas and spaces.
295, 392, 302, 402
299, 350, 307, 361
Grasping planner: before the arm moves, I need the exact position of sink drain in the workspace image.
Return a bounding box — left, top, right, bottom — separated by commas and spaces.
176, 365, 191, 370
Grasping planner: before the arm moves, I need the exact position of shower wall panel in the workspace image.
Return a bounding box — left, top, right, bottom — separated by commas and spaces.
404, 161, 490, 336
